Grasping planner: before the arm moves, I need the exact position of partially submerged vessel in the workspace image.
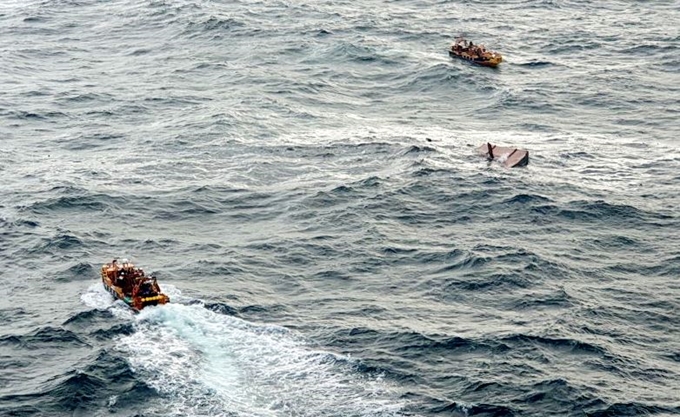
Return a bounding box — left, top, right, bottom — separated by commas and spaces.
101, 259, 170, 311
478, 143, 529, 168
449, 37, 503, 67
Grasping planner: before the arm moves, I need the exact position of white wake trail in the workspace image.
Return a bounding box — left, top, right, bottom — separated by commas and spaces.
115, 303, 407, 417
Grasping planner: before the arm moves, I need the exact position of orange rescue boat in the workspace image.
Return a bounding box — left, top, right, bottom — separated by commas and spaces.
449, 37, 503, 68
101, 259, 170, 312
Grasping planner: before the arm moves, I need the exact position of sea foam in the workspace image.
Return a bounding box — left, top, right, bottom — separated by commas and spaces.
116, 303, 407, 417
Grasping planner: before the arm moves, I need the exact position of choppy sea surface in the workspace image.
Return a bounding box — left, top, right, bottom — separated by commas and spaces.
1, 1, 679, 416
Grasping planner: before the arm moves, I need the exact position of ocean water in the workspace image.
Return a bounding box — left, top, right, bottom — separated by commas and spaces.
1, 0, 679, 416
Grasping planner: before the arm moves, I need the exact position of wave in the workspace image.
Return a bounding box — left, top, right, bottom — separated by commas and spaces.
432, 251, 490, 272
5, 110, 52, 120
500, 334, 609, 357
0, 373, 104, 415
569, 200, 670, 221
0, 307, 29, 326
502, 193, 552, 205
0, 326, 89, 349
89, 323, 136, 341
152, 200, 220, 220
403, 145, 437, 155
62, 308, 135, 339
43, 370, 107, 412
586, 402, 680, 417
184, 15, 246, 36
27, 231, 85, 254
429, 401, 515, 417
510, 288, 574, 310
53, 262, 97, 282
396, 63, 460, 92
204, 301, 240, 316
516, 61, 555, 68
62, 308, 114, 327
12, 219, 40, 229
529, 200, 673, 225
326, 327, 510, 359
60, 132, 125, 151
23, 194, 124, 215
302, 177, 383, 209
0, 348, 156, 416
331, 42, 382, 64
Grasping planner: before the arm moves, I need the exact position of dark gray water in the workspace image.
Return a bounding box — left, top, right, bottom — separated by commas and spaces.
1, 1, 679, 416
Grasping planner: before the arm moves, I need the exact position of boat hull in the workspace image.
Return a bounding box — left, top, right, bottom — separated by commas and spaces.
477, 143, 529, 168
449, 49, 502, 67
